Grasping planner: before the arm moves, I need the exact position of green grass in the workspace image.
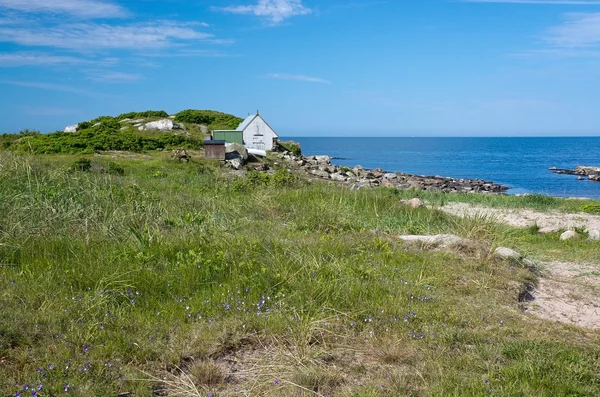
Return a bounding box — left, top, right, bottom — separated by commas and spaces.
1, 151, 599, 396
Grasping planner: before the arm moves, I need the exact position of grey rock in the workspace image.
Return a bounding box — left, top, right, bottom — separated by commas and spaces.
228, 158, 244, 170
314, 155, 331, 164
225, 143, 248, 161
398, 234, 473, 250
587, 229, 600, 241
406, 198, 425, 208
560, 230, 579, 241
383, 173, 397, 180
494, 247, 522, 260
330, 173, 346, 182
311, 170, 330, 178
538, 226, 560, 234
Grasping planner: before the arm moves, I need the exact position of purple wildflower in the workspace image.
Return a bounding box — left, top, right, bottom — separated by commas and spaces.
274, 379, 280, 385
83, 344, 89, 352
63, 383, 70, 392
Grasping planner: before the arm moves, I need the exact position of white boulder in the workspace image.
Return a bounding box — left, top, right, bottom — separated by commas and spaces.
493, 247, 522, 260
560, 230, 579, 241
138, 119, 184, 131
64, 124, 78, 133
587, 229, 600, 241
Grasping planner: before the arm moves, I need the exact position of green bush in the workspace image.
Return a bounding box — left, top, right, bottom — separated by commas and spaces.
174, 109, 243, 130
107, 162, 125, 176
71, 158, 91, 172
115, 110, 169, 121
581, 204, 600, 214
278, 140, 302, 156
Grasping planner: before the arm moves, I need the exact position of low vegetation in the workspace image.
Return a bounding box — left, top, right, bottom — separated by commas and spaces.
174, 110, 243, 130
1, 150, 599, 396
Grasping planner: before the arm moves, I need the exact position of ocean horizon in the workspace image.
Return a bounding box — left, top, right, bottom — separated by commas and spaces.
284, 136, 600, 199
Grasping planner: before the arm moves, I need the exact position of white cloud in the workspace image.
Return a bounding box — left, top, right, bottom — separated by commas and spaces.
0, 0, 127, 18
220, 0, 312, 23
545, 13, 600, 47
0, 52, 87, 66
264, 73, 331, 84
0, 21, 214, 51
88, 71, 143, 82
0, 80, 94, 95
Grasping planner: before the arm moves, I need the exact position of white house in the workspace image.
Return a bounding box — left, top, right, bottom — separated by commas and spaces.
213, 111, 279, 151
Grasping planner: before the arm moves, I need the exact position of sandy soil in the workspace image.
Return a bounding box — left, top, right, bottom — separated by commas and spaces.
440, 202, 600, 232
440, 203, 600, 329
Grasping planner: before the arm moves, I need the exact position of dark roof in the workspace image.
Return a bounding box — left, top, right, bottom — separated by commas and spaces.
204, 140, 226, 145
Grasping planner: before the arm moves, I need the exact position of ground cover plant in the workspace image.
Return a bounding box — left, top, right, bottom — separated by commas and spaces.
1, 151, 599, 396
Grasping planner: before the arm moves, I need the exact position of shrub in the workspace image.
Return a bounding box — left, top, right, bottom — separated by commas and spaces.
174, 110, 243, 130
581, 204, 600, 214
71, 158, 91, 172
278, 140, 302, 156
107, 162, 125, 176
115, 110, 169, 121
271, 168, 300, 187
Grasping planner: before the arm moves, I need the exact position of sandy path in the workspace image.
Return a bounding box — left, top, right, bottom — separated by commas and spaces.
440, 203, 600, 329
440, 202, 600, 232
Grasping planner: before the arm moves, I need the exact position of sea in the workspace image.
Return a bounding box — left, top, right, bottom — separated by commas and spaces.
284, 137, 600, 199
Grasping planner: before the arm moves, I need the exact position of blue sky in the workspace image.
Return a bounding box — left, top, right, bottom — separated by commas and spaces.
1, 0, 600, 136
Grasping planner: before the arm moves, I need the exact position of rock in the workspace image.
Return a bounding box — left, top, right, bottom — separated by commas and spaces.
130, 119, 145, 124
398, 234, 474, 250
311, 170, 330, 178
314, 155, 331, 165
383, 173, 397, 180
406, 198, 425, 208
228, 158, 244, 170
577, 176, 585, 181
538, 226, 560, 234
64, 124, 78, 133
92, 122, 101, 127
587, 229, 600, 241
560, 230, 579, 241
139, 119, 178, 131
329, 173, 346, 182
119, 118, 132, 122
493, 247, 522, 260
590, 174, 600, 182
200, 124, 210, 133
225, 143, 248, 161
120, 127, 128, 131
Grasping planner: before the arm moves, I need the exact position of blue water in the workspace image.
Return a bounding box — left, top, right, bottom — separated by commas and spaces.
285, 137, 600, 199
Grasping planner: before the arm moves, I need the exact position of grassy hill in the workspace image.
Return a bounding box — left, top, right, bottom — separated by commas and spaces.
0, 109, 244, 155
1, 149, 600, 396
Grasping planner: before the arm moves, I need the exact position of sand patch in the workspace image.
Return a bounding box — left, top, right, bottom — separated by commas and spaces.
529, 262, 600, 329
440, 202, 600, 231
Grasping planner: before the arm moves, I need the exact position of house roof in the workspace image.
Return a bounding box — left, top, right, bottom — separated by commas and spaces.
236, 113, 279, 138
236, 114, 257, 131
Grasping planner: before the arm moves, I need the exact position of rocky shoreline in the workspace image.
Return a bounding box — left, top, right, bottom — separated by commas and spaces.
274, 151, 508, 193
549, 166, 600, 182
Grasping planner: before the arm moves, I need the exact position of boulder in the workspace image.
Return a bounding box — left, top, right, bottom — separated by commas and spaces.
398, 234, 474, 250
538, 226, 560, 234
200, 124, 210, 134
225, 143, 248, 161
590, 174, 600, 182
587, 229, 600, 241
560, 230, 579, 241
383, 173, 397, 180
138, 119, 184, 131
64, 124, 78, 133
311, 170, 330, 178
493, 247, 522, 260
314, 155, 331, 165
406, 198, 425, 208
329, 173, 346, 182
227, 158, 244, 170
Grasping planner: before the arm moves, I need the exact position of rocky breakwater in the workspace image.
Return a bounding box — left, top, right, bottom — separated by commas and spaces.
549, 166, 600, 182
277, 152, 508, 193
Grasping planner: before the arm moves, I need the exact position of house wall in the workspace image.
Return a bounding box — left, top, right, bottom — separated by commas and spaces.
242, 117, 277, 150
212, 130, 243, 145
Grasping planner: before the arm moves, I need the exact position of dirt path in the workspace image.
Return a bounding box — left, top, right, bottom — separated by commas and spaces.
440, 203, 600, 329
440, 202, 600, 232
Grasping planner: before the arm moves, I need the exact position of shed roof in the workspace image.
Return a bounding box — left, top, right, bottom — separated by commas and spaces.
204, 140, 225, 145
236, 114, 257, 131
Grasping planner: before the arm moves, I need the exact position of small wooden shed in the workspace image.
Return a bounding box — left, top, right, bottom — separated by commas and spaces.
204, 140, 226, 160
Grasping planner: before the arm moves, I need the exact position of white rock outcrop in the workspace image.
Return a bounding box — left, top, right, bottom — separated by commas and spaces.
64, 124, 78, 133
560, 230, 579, 241
138, 119, 184, 131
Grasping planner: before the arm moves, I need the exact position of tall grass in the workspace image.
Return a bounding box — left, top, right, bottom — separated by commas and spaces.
1, 152, 599, 396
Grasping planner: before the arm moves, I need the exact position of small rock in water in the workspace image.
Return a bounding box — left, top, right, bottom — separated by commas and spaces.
587, 229, 600, 241
406, 198, 425, 208
560, 230, 579, 241
493, 247, 522, 260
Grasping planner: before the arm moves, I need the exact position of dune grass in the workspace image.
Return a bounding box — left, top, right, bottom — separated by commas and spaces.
1, 152, 599, 396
